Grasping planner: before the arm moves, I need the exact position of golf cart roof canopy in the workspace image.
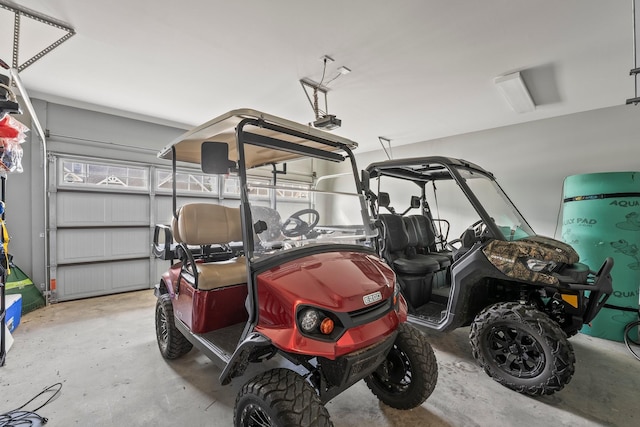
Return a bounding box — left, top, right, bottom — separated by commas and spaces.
366, 156, 493, 182
158, 108, 358, 169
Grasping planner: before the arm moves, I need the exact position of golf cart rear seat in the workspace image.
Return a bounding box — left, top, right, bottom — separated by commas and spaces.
174, 203, 247, 290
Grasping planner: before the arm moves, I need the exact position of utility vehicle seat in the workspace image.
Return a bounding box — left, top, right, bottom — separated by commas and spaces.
174, 203, 247, 290
378, 214, 440, 275
403, 215, 452, 269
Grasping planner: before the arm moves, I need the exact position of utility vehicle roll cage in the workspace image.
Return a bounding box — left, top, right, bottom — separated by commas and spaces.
365, 156, 534, 244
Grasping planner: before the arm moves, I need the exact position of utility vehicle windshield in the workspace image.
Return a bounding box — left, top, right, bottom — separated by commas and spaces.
247, 158, 375, 260
454, 167, 535, 241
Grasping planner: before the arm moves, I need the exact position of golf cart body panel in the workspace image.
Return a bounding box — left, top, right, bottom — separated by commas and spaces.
157, 267, 249, 333
152, 109, 437, 419
255, 250, 402, 359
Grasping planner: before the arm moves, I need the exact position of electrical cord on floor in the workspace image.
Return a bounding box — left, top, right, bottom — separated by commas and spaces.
624, 319, 640, 362
0, 383, 62, 426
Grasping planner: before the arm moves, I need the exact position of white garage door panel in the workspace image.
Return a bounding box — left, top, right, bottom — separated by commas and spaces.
56, 228, 150, 264
57, 192, 150, 227
57, 259, 150, 301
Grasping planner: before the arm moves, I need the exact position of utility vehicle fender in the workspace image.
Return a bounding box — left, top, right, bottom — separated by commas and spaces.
220, 332, 275, 386
445, 248, 513, 330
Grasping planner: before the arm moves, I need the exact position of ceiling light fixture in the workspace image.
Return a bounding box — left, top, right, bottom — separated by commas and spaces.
494, 71, 536, 113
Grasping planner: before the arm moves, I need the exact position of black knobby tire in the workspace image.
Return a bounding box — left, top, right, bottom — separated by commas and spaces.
234, 368, 332, 427
364, 323, 438, 409
469, 302, 575, 395
155, 294, 193, 359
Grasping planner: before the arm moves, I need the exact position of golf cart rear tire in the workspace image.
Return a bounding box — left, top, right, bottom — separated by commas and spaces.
364, 323, 438, 409
234, 368, 332, 427
469, 302, 575, 395
155, 294, 193, 359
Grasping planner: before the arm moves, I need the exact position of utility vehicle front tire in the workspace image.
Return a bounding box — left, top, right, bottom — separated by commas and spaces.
155, 294, 193, 359
469, 302, 575, 395
364, 323, 438, 409
234, 369, 332, 427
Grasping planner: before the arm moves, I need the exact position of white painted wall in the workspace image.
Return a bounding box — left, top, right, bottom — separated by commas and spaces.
354, 104, 640, 239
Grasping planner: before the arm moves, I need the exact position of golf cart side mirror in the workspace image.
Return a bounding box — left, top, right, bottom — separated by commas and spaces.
201, 141, 236, 174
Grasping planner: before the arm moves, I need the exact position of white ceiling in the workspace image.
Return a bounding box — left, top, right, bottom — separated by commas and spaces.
0, 0, 636, 153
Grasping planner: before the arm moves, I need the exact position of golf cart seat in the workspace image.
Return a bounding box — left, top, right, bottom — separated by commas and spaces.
174, 203, 247, 290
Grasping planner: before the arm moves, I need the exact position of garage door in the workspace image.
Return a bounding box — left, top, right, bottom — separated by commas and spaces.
49, 155, 313, 301
49, 156, 155, 301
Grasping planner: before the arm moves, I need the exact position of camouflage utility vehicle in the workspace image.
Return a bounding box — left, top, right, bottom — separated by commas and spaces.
363, 156, 613, 395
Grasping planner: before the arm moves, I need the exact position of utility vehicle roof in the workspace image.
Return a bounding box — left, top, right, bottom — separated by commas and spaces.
158, 108, 358, 169
366, 156, 492, 182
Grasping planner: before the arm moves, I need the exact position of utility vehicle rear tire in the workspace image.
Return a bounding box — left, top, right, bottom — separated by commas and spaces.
234, 368, 332, 427
364, 323, 438, 409
469, 302, 575, 395
155, 294, 192, 359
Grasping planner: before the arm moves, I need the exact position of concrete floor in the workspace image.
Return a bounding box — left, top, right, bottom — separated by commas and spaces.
1, 290, 639, 427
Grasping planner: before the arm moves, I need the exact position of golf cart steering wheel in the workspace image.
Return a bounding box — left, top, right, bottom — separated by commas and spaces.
282, 209, 320, 237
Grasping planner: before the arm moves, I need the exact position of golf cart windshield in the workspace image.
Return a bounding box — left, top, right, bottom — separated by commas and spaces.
454, 167, 535, 241
248, 161, 374, 260
158, 109, 376, 262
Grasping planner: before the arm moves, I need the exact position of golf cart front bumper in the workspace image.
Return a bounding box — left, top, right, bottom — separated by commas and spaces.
316, 330, 397, 403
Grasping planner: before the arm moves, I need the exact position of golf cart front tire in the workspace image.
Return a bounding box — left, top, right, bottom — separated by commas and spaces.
364, 323, 438, 409
234, 368, 332, 427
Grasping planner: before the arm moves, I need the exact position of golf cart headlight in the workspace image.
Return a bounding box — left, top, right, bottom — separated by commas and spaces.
526, 258, 557, 273
299, 309, 320, 332
393, 281, 400, 306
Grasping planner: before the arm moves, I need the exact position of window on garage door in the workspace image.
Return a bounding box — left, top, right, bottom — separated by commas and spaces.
61, 159, 149, 190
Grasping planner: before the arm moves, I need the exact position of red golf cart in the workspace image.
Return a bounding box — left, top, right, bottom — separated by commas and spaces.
153, 109, 438, 426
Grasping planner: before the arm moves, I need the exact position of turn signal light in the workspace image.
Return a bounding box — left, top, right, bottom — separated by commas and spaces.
320, 317, 334, 335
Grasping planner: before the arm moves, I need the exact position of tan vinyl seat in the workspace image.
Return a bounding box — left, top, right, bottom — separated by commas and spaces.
174, 203, 247, 290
